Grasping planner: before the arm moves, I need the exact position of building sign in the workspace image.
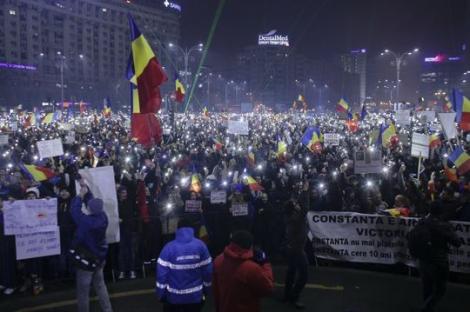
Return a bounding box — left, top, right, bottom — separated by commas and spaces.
258, 30, 289, 47
424, 54, 461, 63
0, 62, 37, 71
163, 0, 181, 12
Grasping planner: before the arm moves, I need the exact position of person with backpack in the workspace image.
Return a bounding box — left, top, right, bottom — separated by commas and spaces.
408, 201, 461, 312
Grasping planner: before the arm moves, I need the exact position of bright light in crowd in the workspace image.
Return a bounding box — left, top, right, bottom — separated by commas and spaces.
366, 180, 373, 188
166, 203, 173, 210
205, 183, 211, 189
33, 155, 38, 160
443, 153, 448, 158
256, 164, 263, 171
222, 180, 228, 186
382, 167, 389, 173
305, 156, 310, 162
125, 156, 131, 163
368, 146, 375, 152
319, 183, 325, 189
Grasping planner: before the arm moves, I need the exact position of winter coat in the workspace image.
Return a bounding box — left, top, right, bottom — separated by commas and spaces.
213, 243, 274, 312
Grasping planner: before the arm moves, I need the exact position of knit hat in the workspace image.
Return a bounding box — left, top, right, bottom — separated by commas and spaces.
25, 187, 40, 199
88, 198, 104, 215
231, 230, 253, 249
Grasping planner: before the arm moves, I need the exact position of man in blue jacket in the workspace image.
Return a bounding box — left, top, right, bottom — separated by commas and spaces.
71, 184, 113, 312
156, 218, 212, 312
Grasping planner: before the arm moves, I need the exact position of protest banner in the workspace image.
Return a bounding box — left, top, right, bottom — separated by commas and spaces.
354, 150, 382, 174
185, 200, 202, 213
210, 191, 227, 204
0, 134, 8, 146
411, 133, 429, 159
230, 203, 248, 216
323, 133, 340, 146
76, 166, 120, 243
37, 138, 64, 159
227, 120, 249, 135
394, 110, 411, 126
3, 199, 58, 235
307, 211, 470, 273
438, 113, 458, 140
15, 228, 61, 260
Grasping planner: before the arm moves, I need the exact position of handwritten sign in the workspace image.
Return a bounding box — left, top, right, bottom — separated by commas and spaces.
227, 120, 249, 135
65, 131, 75, 144
395, 110, 410, 126
411, 132, 429, 159
323, 133, 340, 146
185, 200, 202, 213
10, 122, 18, 132
3, 199, 58, 235
15, 228, 61, 260
37, 138, 64, 159
0, 134, 8, 146
231, 203, 248, 216
210, 191, 227, 204
354, 150, 382, 174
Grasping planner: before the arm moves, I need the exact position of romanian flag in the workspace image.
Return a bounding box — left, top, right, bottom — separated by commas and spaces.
452, 89, 470, 131
20, 164, 55, 182
246, 152, 255, 167
276, 141, 287, 160
127, 15, 167, 146
360, 104, 367, 121
448, 147, 470, 175
444, 167, 458, 182
203, 107, 209, 118
175, 75, 185, 103
336, 98, 350, 113
443, 100, 453, 113
212, 138, 223, 151
301, 127, 322, 153
42, 113, 55, 125
429, 134, 441, 149
245, 175, 264, 191
189, 174, 201, 193
24, 112, 37, 127
103, 97, 112, 118
381, 123, 398, 148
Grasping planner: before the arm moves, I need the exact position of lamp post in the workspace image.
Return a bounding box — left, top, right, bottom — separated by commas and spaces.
380, 48, 419, 103
168, 42, 203, 90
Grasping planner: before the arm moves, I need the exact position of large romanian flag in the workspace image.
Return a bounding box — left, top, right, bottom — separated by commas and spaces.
245, 175, 264, 191
337, 98, 350, 113
452, 89, 470, 131
175, 75, 185, 103
448, 147, 470, 175
380, 123, 398, 148
20, 164, 55, 182
127, 15, 167, 146
189, 174, 201, 193
301, 127, 322, 153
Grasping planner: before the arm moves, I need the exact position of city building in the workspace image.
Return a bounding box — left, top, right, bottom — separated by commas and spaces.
0, 0, 181, 108
339, 49, 367, 107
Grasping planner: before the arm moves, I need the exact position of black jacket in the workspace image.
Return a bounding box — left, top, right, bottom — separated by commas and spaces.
424, 215, 461, 266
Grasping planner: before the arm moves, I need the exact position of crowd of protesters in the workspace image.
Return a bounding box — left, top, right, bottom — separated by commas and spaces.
0, 107, 468, 307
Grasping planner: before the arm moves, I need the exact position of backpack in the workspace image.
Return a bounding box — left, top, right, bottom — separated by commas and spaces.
407, 219, 433, 259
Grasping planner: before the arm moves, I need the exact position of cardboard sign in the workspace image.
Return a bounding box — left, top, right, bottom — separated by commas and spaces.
210, 191, 227, 204
15, 228, 61, 260
37, 138, 64, 159
395, 110, 410, 126
323, 133, 340, 146
354, 150, 382, 174
0, 134, 8, 146
185, 200, 202, 213
411, 132, 429, 159
227, 120, 249, 135
231, 203, 248, 216
3, 199, 58, 235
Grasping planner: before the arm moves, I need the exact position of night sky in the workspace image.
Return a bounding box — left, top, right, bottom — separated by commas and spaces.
179, 0, 470, 60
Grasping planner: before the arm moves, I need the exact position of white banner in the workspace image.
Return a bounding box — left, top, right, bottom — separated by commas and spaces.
307, 211, 470, 273
0, 134, 8, 146
395, 110, 411, 126
438, 113, 458, 140
3, 199, 58, 235
411, 133, 429, 159
76, 166, 120, 243
185, 200, 202, 213
37, 138, 64, 159
210, 191, 227, 204
323, 133, 340, 146
15, 228, 61, 260
354, 150, 382, 174
230, 203, 248, 216
227, 120, 249, 135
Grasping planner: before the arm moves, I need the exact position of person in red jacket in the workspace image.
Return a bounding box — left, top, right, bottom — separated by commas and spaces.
213, 230, 274, 312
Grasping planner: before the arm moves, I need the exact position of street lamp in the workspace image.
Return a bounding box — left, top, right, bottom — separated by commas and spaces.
380, 48, 419, 103
168, 42, 204, 90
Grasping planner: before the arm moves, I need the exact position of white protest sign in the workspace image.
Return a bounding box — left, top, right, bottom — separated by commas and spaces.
231, 203, 248, 216
10, 122, 18, 132
210, 191, 227, 204
163, 128, 171, 135
76, 166, 120, 243
307, 211, 470, 273
0, 134, 8, 146
323, 133, 340, 146
227, 120, 249, 135
3, 199, 58, 235
185, 200, 202, 213
65, 131, 75, 144
438, 113, 458, 140
417, 111, 435, 122
411, 132, 429, 159
395, 110, 410, 126
37, 138, 64, 159
354, 150, 382, 174
60, 123, 73, 131
15, 228, 61, 260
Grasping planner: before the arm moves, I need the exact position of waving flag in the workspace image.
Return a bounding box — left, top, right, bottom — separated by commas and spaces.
336, 98, 350, 113
212, 138, 223, 151
103, 97, 112, 118
246, 152, 255, 167
448, 147, 470, 175
190, 174, 201, 193
452, 89, 470, 131
302, 127, 322, 153
20, 164, 55, 182
203, 107, 209, 118
175, 75, 185, 103
127, 15, 167, 146
429, 134, 441, 149
244, 175, 264, 191
360, 104, 368, 120
276, 141, 287, 160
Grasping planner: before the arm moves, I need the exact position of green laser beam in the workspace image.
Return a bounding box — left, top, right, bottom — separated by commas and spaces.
184, 0, 227, 112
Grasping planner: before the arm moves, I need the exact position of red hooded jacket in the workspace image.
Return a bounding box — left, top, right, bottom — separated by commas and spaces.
213, 243, 274, 312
